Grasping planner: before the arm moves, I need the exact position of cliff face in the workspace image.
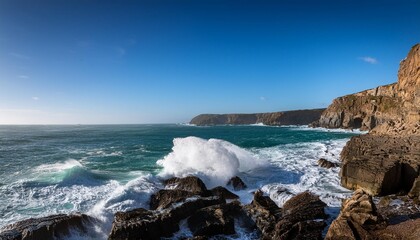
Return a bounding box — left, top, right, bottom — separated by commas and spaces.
312, 44, 420, 133
190, 109, 325, 126
337, 44, 420, 197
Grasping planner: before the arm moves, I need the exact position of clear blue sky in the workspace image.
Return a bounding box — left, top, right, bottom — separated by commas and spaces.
1, 0, 419, 124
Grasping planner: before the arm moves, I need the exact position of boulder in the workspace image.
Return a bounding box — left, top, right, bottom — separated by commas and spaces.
273, 191, 327, 239
0, 213, 95, 240
149, 189, 200, 210
318, 158, 339, 169
227, 176, 247, 191
209, 186, 239, 200
187, 201, 242, 237
108, 197, 224, 240
325, 190, 385, 240
243, 190, 282, 239
164, 176, 208, 194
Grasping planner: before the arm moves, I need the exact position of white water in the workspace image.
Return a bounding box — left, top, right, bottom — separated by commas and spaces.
157, 136, 267, 188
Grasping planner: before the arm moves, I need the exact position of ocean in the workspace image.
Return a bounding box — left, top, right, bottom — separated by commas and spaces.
0, 124, 363, 239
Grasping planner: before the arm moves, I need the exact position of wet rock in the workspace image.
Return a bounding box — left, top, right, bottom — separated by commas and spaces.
209, 186, 239, 200
227, 176, 247, 191
164, 176, 208, 194
318, 158, 339, 169
0, 213, 95, 240
187, 201, 242, 237
108, 197, 224, 240
150, 189, 200, 210
243, 190, 281, 239
273, 191, 327, 239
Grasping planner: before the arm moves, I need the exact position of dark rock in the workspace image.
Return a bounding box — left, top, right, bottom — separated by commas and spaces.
209, 186, 239, 200
318, 158, 339, 169
164, 176, 208, 194
273, 191, 327, 239
108, 197, 225, 240
243, 190, 281, 238
227, 176, 247, 191
150, 189, 200, 210
0, 213, 95, 240
190, 109, 325, 126
187, 201, 242, 237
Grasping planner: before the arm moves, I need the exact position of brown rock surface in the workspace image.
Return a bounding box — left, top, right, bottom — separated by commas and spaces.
326, 190, 420, 240
164, 176, 208, 194
340, 135, 420, 196
108, 197, 225, 240
227, 176, 247, 190
244, 191, 327, 240
187, 201, 241, 237
0, 213, 95, 240
331, 44, 420, 196
318, 158, 339, 169
313, 44, 420, 132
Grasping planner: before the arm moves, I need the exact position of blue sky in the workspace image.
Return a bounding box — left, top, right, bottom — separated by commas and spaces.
1, 0, 419, 124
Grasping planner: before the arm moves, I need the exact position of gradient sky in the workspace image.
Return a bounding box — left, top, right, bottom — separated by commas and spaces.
1, 0, 419, 124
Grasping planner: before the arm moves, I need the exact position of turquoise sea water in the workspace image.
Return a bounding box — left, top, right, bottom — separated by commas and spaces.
0, 124, 362, 238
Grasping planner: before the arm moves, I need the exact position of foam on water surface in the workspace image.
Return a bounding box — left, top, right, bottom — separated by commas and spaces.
157, 136, 267, 188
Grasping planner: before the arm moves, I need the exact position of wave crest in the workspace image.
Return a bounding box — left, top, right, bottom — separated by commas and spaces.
157, 136, 266, 188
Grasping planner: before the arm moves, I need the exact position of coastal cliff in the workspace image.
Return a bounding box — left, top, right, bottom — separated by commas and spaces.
312, 44, 419, 132
190, 109, 325, 126
326, 44, 420, 239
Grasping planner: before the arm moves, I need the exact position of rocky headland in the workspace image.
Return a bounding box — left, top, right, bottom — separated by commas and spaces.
324, 44, 420, 239
190, 109, 325, 126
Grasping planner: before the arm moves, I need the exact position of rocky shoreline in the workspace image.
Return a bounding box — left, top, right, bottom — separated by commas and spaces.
1, 44, 418, 239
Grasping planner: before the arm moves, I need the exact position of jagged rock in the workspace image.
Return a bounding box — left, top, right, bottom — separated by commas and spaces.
243, 190, 281, 239
209, 186, 239, 200
340, 135, 420, 196
187, 201, 242, 237
164, 176, 208, 194
190, 109, 325, 126
0, 213, 95, 240
318, 158, 339, 169
108, 197, 225, 240
150, 189, 201, 210
408, 176, 420, 198
273, 191, 327, 239
227, 176, 247, 190
325, 190, 385, 240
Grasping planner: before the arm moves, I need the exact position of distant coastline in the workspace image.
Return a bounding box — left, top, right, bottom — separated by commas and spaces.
190, 108, 325, 126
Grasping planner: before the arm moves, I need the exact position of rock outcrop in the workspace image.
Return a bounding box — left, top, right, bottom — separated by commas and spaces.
190, 109, 325, 126
109, 197, 224, 240
0, 213, 95, 240
244, 190, 327, 240
318, 158, 339, 169
338, 45, 420, 196
312, 44, 420, 131
326, 190, 420, 240
227, 176, 247, 190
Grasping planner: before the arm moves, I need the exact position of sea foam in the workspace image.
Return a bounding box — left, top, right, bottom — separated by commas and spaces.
157, 136, 266, 188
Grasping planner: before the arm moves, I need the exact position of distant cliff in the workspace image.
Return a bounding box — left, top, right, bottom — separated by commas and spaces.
190, 109, 325, 126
